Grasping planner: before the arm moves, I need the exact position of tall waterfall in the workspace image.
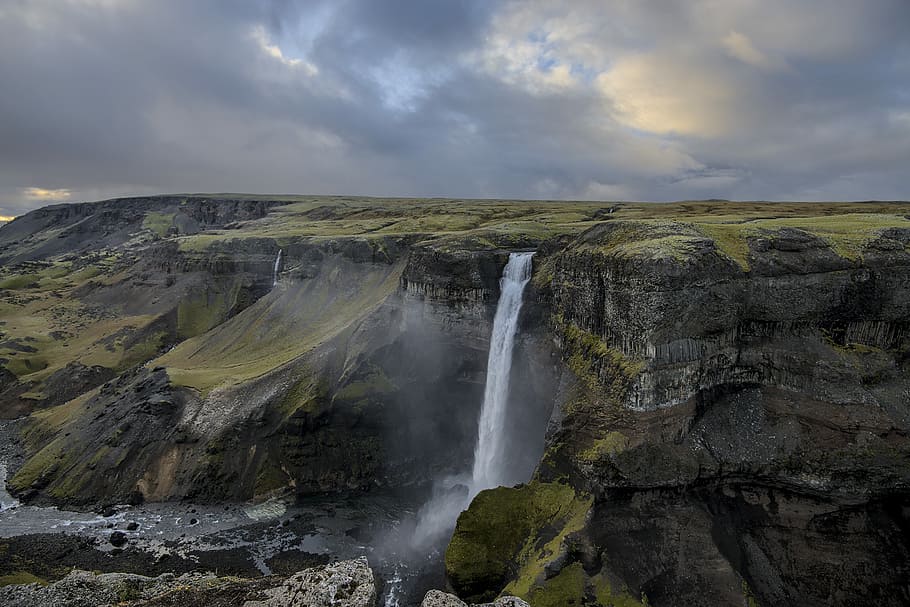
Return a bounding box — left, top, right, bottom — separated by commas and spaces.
471, 251, 534, 491
272, 249, 282, 287
407, 252, 535, 554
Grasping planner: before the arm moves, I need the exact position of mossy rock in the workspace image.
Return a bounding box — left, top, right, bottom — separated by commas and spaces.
445, 481, 591, 603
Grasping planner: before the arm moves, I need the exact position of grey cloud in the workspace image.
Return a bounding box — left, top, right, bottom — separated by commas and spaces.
0, 0, 907, 217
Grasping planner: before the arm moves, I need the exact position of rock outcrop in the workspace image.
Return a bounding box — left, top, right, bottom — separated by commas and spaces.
0, 558, 377, 607
421, 589, 530, 607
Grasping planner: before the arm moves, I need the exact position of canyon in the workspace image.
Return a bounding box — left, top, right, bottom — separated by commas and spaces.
1, 195, 909, 606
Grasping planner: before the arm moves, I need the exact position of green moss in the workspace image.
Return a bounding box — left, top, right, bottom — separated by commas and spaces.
0, 274, 39, 290
254, 459, 291, 495
694, 213, 910, 270
611, 234, 705, 262
19, 394, 88, 451
742, 580, 760, 607
116, 580, 145, 602
69, 266, 102, 282
142, 211, 176, 237
333, 369, 396, 403
176, 285, 240, 339
526, 562, 587, 607
579, 432, 629, 462
161, 256, 403, 392
591, 571, 648, 607
116, 330, 167, 371
563, 323, 644, 381
4, 356, 49, 378
0, 571, 48, 587
446, 481, 591, 603
531, 258, 555, 289
277, 376, 323, 417
693, 222, 755, 270
8, 437, 75, 493
503, 486, 592, 600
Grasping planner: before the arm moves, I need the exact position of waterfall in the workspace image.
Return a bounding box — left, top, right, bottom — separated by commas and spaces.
407, 251, 534, 554
471, 251, 534, 491
272, 249, 282, 287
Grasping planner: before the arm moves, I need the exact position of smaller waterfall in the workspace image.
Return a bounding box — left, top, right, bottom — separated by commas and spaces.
272, 249, 282, 287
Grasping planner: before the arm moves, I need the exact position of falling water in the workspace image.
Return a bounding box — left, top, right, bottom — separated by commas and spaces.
408, 251, 535, 554
272, 249, 282, 287
471, 251, 535, 491
385, 252, 536, 604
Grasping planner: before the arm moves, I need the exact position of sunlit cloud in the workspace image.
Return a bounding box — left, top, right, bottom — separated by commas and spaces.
0, 0, 907, 210
0, 215, 14, 222
722, 31, 789, 72
596, 53, 736, 137
22, 187, 71, 201
251, 25, 318, 76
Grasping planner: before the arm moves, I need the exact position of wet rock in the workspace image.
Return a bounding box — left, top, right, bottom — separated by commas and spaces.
125, 522, 139, 531
108, 531, 126, 547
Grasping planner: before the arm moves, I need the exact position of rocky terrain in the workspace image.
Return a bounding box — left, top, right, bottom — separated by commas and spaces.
0, 559, 529, 607
2, 195, 910, 606
0, 558, 378, 607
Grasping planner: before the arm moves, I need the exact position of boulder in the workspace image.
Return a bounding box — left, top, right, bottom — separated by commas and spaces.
244, 557, 376, 607
420, 590, 530, 607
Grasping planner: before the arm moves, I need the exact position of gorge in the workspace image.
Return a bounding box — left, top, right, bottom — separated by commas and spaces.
1, 195, 909, 606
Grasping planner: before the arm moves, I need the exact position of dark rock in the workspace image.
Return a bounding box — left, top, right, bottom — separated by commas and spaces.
108, 531, 126, 547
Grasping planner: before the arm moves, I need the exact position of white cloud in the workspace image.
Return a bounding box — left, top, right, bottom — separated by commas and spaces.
722, 30, 789, 71
251, 25, 318, 76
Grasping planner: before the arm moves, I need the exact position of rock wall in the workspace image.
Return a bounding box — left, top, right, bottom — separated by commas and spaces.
6, 238, 556, 507
448, 223, 910, 606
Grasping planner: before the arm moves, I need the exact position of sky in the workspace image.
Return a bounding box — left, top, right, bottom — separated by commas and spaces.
1, 0, 909, 218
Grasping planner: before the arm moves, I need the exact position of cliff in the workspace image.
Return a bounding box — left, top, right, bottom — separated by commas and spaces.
2, 196, 910, 606
447, 212, 910, 606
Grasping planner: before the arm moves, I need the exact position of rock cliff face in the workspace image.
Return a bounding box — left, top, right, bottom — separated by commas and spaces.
448, 218, 910, 606
2, 197, 557, 506
4, 196, 910, 606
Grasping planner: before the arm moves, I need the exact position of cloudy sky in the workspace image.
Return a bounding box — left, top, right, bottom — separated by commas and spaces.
1, 0, 909, 218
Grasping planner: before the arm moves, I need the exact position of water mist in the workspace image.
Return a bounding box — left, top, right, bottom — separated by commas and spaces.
409, 251, 535, 550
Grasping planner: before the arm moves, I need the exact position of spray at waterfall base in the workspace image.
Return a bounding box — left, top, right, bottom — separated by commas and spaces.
409, 252, 536, 550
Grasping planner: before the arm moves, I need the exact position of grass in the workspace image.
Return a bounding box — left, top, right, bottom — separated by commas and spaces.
159, 256, 405, 392
563, 323, 645, 380
142, 211, 175, 237
578, 431, 630, 463
0, 252, 167, 408
173, 197, 611, 253
0, 571, 48, 587
0, 274, 39, 290
571, 212, 910, 271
